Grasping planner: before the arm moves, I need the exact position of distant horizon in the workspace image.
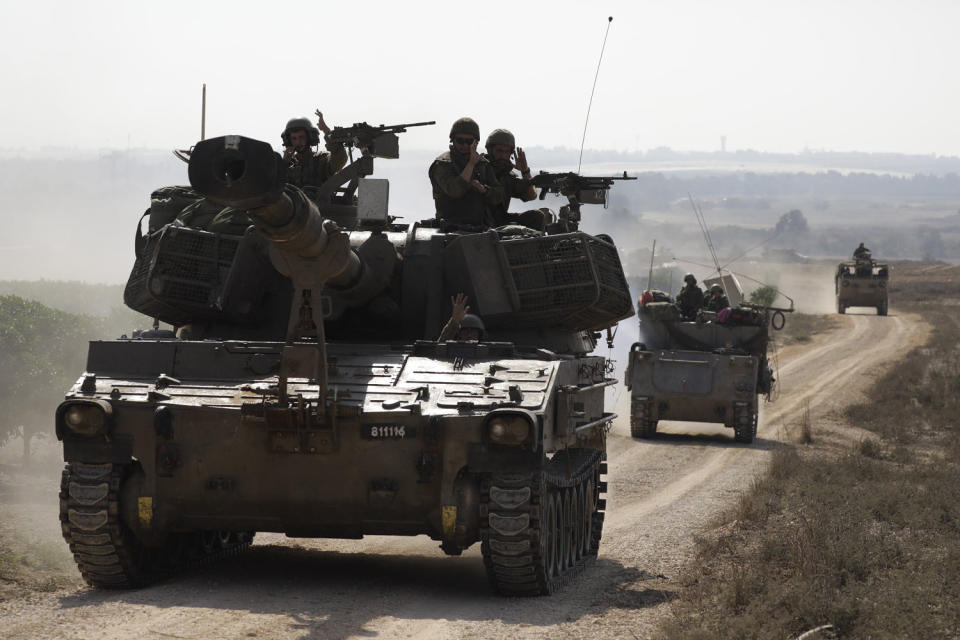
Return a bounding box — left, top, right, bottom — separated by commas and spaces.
1, 144, 957, 161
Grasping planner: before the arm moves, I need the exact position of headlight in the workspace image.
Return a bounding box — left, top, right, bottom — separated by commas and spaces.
487, 414, 531, 445
58, 400, 112, 438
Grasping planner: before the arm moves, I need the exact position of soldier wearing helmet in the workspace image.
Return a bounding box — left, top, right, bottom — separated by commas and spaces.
438, 292, 486, 341
675, 273, 704, 320
483, 128, 546, 229
282, 110, 347, 190
428, 117, 505, 228
704, 283, 730, 312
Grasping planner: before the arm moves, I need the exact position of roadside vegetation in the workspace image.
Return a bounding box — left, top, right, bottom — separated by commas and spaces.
775, 312, 841, 346
659, 262, 960, 639
0, 282, 152, 463
0, 282, 141, 597
0, 487, 79, 597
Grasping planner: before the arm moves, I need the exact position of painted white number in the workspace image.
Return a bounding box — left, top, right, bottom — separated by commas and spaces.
369, 425, 407, 438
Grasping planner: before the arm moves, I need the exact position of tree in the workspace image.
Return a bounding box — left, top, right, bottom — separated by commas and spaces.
748, 285, 778, 307
0, 296, 99, 464
774, 209, 809, 234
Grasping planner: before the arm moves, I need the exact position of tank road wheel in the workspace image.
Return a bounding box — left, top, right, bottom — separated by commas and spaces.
481, 448, 606, 596
630, 397, 657, 439
59, 462, 254, 589
733, 403, 758, 444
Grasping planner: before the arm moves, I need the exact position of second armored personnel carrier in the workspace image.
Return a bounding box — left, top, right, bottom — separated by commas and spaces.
836, 252, 889, 315
55, 125, 635, 596
624, 281, 785, 444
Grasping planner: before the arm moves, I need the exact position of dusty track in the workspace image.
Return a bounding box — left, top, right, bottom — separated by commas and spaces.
0, 311, 925, 640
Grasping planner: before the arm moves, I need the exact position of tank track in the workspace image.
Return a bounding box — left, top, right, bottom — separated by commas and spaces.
629, 396, 657, 439
480, 448, 606, 596
59, 462, 253, 588
733, 402, 758, 444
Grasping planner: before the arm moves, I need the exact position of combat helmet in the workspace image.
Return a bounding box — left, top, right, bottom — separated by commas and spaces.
449, 117, 480, 141
281, 117, 321, 147
459, 313, 486, 338
710, 284, 723, 294
485, 128, 515, 150
683, 273, 697, 285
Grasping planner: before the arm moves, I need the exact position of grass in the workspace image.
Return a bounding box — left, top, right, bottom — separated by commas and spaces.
0, 524, 77, 595
776, 312, 841, 346
659, 263, 960, 639
0, 445, 82, 597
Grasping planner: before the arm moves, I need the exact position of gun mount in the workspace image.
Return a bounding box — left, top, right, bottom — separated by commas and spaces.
530, 171, 635, 231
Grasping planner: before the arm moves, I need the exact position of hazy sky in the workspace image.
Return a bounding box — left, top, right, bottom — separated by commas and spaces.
1, 0, 958, 155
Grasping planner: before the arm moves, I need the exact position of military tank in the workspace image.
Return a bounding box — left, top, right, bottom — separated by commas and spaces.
836, 252, 889, 315
624, 279, 788, 444
55, 124, 635, 596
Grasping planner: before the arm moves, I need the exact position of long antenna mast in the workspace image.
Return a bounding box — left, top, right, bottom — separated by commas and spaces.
688, 193, 728, 296
578, 16, 613, 173
201, 83, 207, 141
647, 239, 657, 291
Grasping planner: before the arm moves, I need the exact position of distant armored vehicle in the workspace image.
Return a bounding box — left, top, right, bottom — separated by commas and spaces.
624, 279, 786, 444
836, 252, 889, 315
55, 124, 635, 596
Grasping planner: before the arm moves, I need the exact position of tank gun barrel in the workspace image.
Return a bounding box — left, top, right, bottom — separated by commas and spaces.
188, 135, 360, 284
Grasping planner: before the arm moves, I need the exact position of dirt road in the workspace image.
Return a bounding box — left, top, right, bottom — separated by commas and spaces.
0, 311, 925, 640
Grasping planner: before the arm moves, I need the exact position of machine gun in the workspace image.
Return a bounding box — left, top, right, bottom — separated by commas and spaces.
529, 170, 635, 230
327, 120, 435, 159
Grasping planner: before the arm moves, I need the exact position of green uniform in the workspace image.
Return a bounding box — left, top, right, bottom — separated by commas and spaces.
286, 140, 348, 189
429, 150, 505, 227
704, 294, 730, 312
488, 160, 544, 228
438, 318, 460, 342
676, 285, 704, 319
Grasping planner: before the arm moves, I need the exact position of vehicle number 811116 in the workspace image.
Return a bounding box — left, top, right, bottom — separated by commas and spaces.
363, 424, 415, 439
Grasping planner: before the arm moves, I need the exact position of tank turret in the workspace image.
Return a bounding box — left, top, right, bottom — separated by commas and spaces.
187, 136, 393, 337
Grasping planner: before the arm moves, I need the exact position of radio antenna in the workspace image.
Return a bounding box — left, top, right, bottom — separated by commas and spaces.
201, 83, 207, 141
647, 238, 657, 291
578, 16, 613, 173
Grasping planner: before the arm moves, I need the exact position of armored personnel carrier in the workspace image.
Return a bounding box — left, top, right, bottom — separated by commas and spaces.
55, 124, 634, 596
836, 252, 889, 315
624, 280, 786, 444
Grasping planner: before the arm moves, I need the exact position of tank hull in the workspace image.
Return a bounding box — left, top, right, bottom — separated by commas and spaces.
626, 347, 759, 428
57, 338, 612, 593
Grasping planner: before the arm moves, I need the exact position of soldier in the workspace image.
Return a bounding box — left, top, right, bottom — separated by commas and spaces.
439, 293, 485, 341
704, 284, 730, 312
282, 110, 348, 189
676, 273, 704, 320
483, 128, 543, 228
429, 117, 505, 228
853, 242, 870, 259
